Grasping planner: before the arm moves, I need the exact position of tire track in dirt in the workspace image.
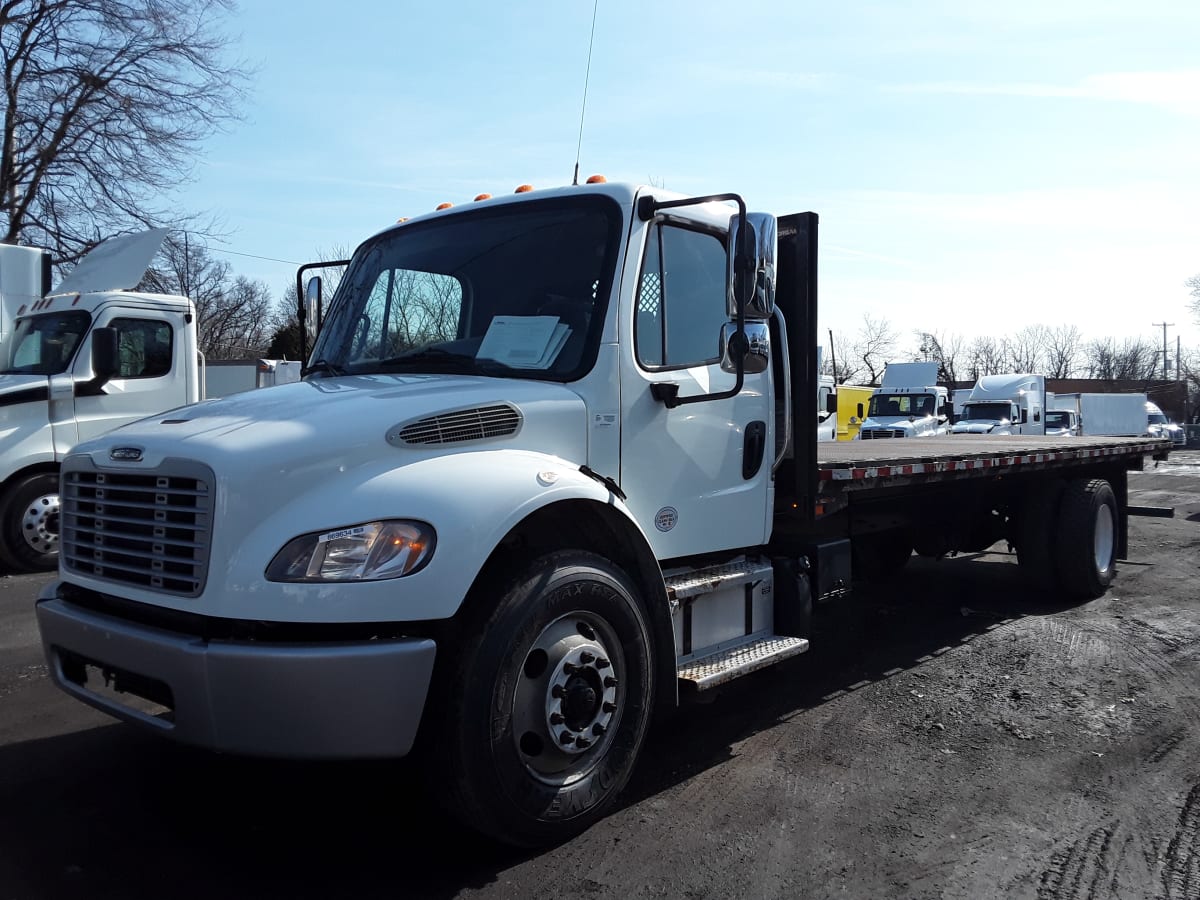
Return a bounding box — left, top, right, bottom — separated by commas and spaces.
1146, 729, 1186, 765
1160, 783, 1200, 900
1037, 821, 1116, 900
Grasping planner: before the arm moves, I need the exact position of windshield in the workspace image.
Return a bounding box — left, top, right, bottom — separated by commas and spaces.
1147, 413, 1168, 424
2, 311, 90, 375
867, 392, 936, 418
309, 195, 623, 380
1045, 411, 1070, 429
961, 402, 1011, 422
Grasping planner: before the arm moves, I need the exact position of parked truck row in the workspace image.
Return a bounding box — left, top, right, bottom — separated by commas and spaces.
0, 230, 299, 571
30, 181, 1170, 847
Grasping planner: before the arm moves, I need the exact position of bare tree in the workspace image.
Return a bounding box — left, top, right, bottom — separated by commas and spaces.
914, 330, 963, 385
821, 330, 862, 384
142, 235, 274, 358
1043, 324, 1082, 378
1084, 337, 1159, 381
965, 336, 1006, 380
1003, 325, 1047, 373
851, 314, 897, 386
1187, 274, 1200, 325
0, 0, 251, 262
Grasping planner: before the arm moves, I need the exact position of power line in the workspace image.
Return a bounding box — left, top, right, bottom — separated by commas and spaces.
207, 246, 302, 266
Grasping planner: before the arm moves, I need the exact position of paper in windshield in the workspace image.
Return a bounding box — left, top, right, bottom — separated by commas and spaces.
477, 316, 571, 369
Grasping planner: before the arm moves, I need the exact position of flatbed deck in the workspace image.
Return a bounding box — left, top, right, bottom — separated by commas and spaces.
816, 434, 1170, 487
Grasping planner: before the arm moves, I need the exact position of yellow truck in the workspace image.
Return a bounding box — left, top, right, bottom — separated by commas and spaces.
835, 385, 875, 440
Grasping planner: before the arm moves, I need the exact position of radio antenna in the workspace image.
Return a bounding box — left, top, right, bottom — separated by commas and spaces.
572, 0, 600, 186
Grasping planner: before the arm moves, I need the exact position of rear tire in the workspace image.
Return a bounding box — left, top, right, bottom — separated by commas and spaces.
427, 550, 655, 847
1054, 478, 1118, 601
0, 473, 60, 572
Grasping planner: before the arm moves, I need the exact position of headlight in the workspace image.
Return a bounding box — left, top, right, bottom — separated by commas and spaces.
266, 520, 436, 582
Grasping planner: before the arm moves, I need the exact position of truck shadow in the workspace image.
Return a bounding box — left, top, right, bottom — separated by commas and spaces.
0, 552, 1081, 899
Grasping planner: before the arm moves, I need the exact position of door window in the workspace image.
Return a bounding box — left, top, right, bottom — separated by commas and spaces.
109, 318, 173, 378
635, 224, 728, 369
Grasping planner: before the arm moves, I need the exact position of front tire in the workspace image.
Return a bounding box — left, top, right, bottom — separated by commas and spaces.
0, 473, 60, 572
429, 550, 655, 847
1055, 478, 1118, 600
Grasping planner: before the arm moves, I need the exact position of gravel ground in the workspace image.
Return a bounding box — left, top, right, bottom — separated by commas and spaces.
1, 451, 1198, 900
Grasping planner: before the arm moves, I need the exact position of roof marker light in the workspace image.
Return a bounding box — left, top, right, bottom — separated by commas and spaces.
585, 174, 607, 184
435, 202, 453, 210
514, 184, 534, 193
396, 217, 409, 223
474, 193, 492, 201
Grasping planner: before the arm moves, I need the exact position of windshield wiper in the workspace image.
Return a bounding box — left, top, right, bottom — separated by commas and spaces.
302, 358, 347, 378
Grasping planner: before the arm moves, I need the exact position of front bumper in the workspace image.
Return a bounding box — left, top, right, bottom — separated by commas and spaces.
36, 583, 437, 759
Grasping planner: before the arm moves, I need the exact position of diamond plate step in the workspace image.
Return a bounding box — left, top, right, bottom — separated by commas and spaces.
677, 635, 810, 690
664, 558, 772, 601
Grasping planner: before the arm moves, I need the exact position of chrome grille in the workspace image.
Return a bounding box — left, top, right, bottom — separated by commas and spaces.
859, 429, 905, 439
393, 404, 521, 445
61, 460, 214, 597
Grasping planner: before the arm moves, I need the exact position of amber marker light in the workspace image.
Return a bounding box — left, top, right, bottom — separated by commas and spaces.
474, 193, 492, 201
514, 184, 534, 193
585, 174, 607, 183
435, 202, 453, 210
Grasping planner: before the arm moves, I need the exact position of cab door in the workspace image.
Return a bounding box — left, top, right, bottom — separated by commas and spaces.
618, 210, 773, 559
73, 307, 188, 444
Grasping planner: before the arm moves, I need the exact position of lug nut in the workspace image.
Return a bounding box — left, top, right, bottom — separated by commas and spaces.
575, 736, 592, 749
604, 676, 618, 688
592, 723, 606, 736
596, 657, 611, 669
551, 684, 565, 698
560, 732, 575, 745
563, 663, 579, 675
602, 701, 617, 713
580, 651, 595, 664
550, 712, 564, 725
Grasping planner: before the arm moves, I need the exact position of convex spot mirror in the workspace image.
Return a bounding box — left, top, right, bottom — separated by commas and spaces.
304, 276, 322, 344
720, 321, 770, 374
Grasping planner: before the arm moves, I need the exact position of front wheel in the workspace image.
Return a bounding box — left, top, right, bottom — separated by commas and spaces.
0, 473, 60, 572
428, 551, 655, 847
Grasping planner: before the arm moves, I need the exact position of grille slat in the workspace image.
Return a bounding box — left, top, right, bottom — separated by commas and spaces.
61, 461, 214, 597
393, 404, 521, 446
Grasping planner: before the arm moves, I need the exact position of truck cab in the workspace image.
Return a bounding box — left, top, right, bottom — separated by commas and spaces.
950, 373, 1045, 436
0, 230, 200, 571
1044, 408, 1080, 437
856, 362, 949, 439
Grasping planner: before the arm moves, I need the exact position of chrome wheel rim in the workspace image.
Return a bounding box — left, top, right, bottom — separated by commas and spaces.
20, 490, 59, 557
1094, 503, 1114, 575
511, 611, 624, 787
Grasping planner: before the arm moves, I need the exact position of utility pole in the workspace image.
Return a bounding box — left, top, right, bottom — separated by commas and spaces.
1152, 322, 1174, 379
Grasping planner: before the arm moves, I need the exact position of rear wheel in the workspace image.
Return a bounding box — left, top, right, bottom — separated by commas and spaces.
1054, 478, 1118, 601
0, 473, 60, 572
428, 550, 655, 847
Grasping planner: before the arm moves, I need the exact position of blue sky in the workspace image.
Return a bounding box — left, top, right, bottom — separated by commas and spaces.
178, 0, 1200, 355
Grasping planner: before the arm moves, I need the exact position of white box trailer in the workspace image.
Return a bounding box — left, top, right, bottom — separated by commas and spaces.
1055, 392, 1148, 436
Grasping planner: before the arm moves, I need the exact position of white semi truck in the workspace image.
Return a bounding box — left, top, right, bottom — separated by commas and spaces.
855, 361, 951, 439
35, 182, 1170, 847
0, 230, 299, 571
950, 373, 1046, 436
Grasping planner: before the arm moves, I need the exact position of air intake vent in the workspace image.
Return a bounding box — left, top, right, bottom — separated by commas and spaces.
390, 404, 522, 446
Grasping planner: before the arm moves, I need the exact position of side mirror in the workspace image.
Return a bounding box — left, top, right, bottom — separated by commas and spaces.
856, 402, 864, 419
719, 321, 770, 375
304, 276, 322, 343
727, 212, 777, 318
826, 393, 837, 414
91, 327, 119, 385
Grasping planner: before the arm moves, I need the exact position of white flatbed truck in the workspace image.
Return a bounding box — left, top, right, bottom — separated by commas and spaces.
34, 182, 1170, 846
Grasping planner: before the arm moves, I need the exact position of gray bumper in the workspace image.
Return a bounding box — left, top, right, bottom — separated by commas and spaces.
35, 585, 437, 759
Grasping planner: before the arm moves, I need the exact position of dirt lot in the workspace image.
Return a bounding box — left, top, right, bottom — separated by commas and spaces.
1, 452, 1198, 899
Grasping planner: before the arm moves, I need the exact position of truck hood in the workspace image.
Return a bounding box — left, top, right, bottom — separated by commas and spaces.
72, 373, 589, 475
951, 419, 1010, 434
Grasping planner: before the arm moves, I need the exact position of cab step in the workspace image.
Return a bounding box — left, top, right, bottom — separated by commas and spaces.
677, 635, 810, 690
664, 557, 771, 602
